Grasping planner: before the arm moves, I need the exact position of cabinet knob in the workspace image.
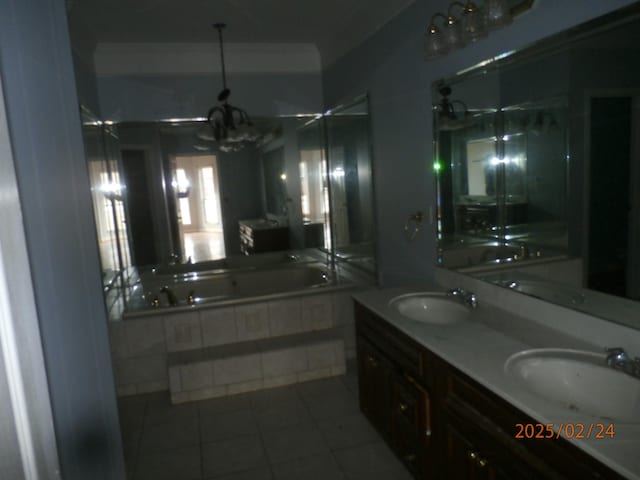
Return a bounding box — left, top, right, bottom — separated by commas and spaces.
468, 451, 478, 461
404, 453, 417, 463
478, 458, 488, 468
368, 355, 378, 367
399, 403, 408, 412
425, 428, 432, 437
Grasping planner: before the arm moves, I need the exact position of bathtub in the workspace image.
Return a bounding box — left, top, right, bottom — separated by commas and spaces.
125, 262, 346, 317
147, 251, 319, 276
438, 242, 567, 272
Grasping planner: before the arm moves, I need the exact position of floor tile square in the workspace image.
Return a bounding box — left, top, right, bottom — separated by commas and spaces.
303, 390, 359, 421
249, 385, 301, 410
145, 392, 198, 426
317, 413, 380, 450
205, 466, 273, 480
262, 424, 329, 464
254, 399, 314, 432
333, 442, 412, 480
135, 446, 201, 480
140, 417, 199, 453
296, 377, 350, 399
198, 393, 252, 418
272, 453, 345, 480
201, 410, 259, 443
202, 435, 268, 478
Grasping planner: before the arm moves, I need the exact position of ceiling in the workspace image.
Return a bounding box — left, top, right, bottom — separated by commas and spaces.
67, 0, 416, 67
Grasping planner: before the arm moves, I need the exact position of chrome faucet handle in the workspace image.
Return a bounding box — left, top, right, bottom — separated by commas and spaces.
605, 347, 629, 366
466, 293, 478, 309
447, 287, 465, 297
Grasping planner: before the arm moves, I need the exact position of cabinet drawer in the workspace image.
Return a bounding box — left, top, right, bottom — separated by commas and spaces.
443, 366, 625, 480
355, 303, 426, 382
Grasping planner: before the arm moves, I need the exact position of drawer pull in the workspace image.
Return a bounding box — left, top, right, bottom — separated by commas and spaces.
399, 403, 408, 412
425, 428, 432, 437
368, 355, 378, 367
404, 453, 417, 463
468, 451, 488, 468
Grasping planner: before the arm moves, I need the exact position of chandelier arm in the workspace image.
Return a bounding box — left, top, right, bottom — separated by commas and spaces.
207, 106, 225, 123
229, 105, 250, 125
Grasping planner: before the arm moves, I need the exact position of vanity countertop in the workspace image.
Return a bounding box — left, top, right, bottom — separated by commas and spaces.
353, 286, 640, 480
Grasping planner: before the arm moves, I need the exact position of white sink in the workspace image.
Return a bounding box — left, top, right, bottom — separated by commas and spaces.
389, 293, 471, 325
505, 349, 640, 423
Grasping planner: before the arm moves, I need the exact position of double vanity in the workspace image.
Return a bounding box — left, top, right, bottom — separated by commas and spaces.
353, 281, 640, 479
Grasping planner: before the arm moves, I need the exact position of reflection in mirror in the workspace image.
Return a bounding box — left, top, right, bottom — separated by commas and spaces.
81, 106, 133, 317
80, 97, 377, 319
433, 3, 640, 329
326, 96, 377, 274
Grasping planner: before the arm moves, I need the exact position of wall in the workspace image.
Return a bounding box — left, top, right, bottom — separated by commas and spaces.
218, 147, 264, 254
0, 0, 125, 478
99, 72, 323, 122
72, 51, 102, 116
322, 0, 638, 286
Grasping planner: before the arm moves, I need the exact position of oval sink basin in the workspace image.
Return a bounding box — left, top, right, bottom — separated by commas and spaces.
505, 349, 640, 423
389, 293, 471, 325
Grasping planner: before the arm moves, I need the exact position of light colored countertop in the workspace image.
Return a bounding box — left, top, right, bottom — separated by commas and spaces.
353, 285, 640, 480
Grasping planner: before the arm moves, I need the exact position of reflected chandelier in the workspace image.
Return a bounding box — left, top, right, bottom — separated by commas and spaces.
207, 23, 260, 152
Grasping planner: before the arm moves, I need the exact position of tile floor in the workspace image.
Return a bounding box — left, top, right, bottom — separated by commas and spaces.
119, 361, 413, 480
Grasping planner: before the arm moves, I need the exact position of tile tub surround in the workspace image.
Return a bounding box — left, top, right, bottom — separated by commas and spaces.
353, 283, 640, 479
168, 330, 346, 404
109, 291, 359, 396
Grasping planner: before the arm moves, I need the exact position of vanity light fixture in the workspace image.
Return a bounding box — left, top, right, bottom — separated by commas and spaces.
425, 0, 529, 60
206, 23, 261, 152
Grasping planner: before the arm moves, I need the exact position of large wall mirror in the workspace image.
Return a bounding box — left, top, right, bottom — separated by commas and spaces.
433, 3, 640, 329
80, 95, 376, 319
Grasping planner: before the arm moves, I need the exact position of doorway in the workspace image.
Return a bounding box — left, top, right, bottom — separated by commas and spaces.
174, 155, 225, 262
587, 95, 639, 298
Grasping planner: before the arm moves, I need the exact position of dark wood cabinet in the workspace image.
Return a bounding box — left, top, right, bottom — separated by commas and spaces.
354, 300, 626, 480
356, 302, 434, 479
357, 336, 393, 442
238, 220, 289, 254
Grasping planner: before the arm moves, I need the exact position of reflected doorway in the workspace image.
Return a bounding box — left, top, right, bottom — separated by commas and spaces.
174, 155, 225, 263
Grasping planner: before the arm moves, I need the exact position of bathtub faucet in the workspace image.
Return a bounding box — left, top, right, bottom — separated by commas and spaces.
168, 253, 181, 266
160, 286, 179, 306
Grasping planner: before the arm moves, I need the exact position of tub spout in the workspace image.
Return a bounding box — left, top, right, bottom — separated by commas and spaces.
160, 286, 179, 306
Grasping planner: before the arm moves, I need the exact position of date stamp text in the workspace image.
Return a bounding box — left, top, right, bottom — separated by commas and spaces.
515, 423, 615, 440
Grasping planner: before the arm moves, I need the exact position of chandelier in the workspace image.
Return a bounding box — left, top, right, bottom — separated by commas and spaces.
206, 23, 261, 152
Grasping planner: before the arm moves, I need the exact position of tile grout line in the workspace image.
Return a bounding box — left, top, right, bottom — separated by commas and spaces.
252, 401, 278, 479
197, 402, 204, 480
296, 379, 350, 479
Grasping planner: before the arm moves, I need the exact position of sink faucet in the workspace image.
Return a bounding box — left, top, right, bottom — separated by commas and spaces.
160, 286, 179, 306
605, 347, 640, 378
447, 288, 478, 309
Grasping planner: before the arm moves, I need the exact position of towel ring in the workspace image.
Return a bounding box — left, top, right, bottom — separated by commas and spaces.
404, 211, 424, 242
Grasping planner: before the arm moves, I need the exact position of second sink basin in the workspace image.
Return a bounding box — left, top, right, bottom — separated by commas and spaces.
505, 348, 640, 423
389, 293, 471, 325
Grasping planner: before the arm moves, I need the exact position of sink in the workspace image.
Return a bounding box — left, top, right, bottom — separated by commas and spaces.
389, 293, 471, 325
505, 349, 640, 423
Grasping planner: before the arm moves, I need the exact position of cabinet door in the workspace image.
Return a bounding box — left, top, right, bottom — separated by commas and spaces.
391, 373, 433, 479
357, 337, 392, 441
444, 414, 543, 480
